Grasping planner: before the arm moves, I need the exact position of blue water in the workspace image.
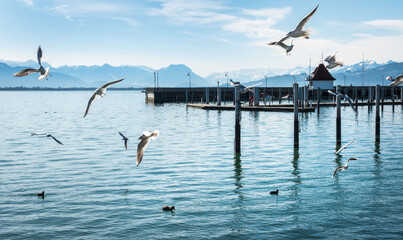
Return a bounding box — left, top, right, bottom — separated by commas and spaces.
0, 90, 402, 239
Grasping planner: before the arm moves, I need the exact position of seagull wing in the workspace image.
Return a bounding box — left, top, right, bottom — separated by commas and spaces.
37, 46, 43, 66
244, 82, 263, 91
31, 133, 47, 136
13, 68, 39, 77
119, 132, 129, 150
137, 137, 152, 166
332, 167, 342, 178
395, 75, 403, 82
49, 134, 63, 145
342, 94, 357, 113
83, 92, 97, 118
100, 77, 125, 89
277, 35, 290, 43
327, 90, 339, 96
294, 4, 319, 31
335, 139, 355, 154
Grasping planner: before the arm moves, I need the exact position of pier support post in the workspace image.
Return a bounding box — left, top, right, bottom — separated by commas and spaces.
217, 81, 221, 106
234, 83, 241, 156
317, 87, 321, 115
185, 90, 189, 103
293, 83, 299, 149
279, 88, 282, 104
205, 87, 210, 104
336, 85, 341, 145
304, 85, 309, 107
375, 85, 380, 143
392, 87, 395, 111
401, 86, 403, 107
301, 87, 305, 111
253, 87, 259, 106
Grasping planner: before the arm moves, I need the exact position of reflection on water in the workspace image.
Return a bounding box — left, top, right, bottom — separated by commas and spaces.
230, 154, 245, 233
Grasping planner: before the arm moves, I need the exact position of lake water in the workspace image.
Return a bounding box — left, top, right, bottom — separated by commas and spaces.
0, 90, 402, 239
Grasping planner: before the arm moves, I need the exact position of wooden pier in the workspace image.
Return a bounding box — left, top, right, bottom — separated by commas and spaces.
186, 104, 316, 112
144, 86, 402, 104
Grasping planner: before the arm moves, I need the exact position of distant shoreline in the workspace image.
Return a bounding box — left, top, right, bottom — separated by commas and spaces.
0, 87, 144, 91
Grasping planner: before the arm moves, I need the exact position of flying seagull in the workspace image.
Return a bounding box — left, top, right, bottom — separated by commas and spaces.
276, 4, 319, 43
335, 139, 355, 154
119, 132, 129, 150
31, 133, 63, 145
137, 130, 159, 166
328, 90, 357, 114
386, 75, 403, 87
324, 52, 344, 69
230, 79, 262, 94
13, 46, 51, 80
83, 77, 125, 118
267, 39, 294, 55
332, 157, 358, 178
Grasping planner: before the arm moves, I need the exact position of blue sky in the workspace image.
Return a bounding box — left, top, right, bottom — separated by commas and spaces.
1, 0, 402, 76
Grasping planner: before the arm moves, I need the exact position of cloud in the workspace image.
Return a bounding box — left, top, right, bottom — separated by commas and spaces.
19, 0, 34, 6
149, 0, 291, 42
363, 19, 403, 32
110, 17, 139, 27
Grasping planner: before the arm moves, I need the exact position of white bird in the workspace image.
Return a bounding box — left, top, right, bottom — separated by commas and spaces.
13, 46, 51, 80
386, 75, 403, 87
335, 139, 355, 154
332, 157, 358, 178
276, 4, 319, 43
267, 39, 294, 55
137, 130, 159, 166
31, 133, 63, 145
328, 90, 357, 114
83, 77, 125, 118
324, 52, 344, 69
119, 132, 129, 150
230, 79, 262, 93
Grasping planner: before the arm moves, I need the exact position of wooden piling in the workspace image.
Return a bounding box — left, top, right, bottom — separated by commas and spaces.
301, 87, 305, 111
185, 90, 189, 103
234, 84, 241, 155
253, 87, 259, 106
336, 85, 341, 145
392, 87, 395, 111
279, 88, 282, 104
375, 85, 380, 143
205, 87, 210, 104
317, 87, 321, 115
293, 83, 299, 149
217, 83, 221, 106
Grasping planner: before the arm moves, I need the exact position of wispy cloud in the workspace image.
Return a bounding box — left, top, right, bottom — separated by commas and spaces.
110, 17, 139, 27
149, 0, 291, 42
363, 19, 403, 32
19, 0, 34, 6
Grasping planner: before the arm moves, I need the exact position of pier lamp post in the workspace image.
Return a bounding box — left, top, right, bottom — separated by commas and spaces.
188, 71, 191, 89
153, 70, 157, 88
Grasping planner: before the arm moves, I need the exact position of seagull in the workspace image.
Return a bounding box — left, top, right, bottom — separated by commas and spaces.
386, 75, 403, 87
276, 4, 319, 43
230, 79, 262, 93
335, 139, 355, 154
83, 77, 125, 118
267, 39, 294, 55
137, 130, 159, 166
328, 90, 357, 113
31, 133, 63, 145
13, 46, 51, 80
332, 157, 358, 178
119, 132, 129, 150
324, 52, 344, 69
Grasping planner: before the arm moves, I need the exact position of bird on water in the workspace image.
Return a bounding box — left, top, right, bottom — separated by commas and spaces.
136, 130, 159, 166
162, 206, 175, 211
37, 191, 45, 198
332, 157, 358, 178
13, 45, 51, 80
83, 77, 125, 118
270, 189, 279, 195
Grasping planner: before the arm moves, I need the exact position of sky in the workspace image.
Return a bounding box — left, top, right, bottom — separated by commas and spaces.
1, 0, 403, 77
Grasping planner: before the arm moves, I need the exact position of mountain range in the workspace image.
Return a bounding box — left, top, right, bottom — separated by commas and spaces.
0, 59, 402, 88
